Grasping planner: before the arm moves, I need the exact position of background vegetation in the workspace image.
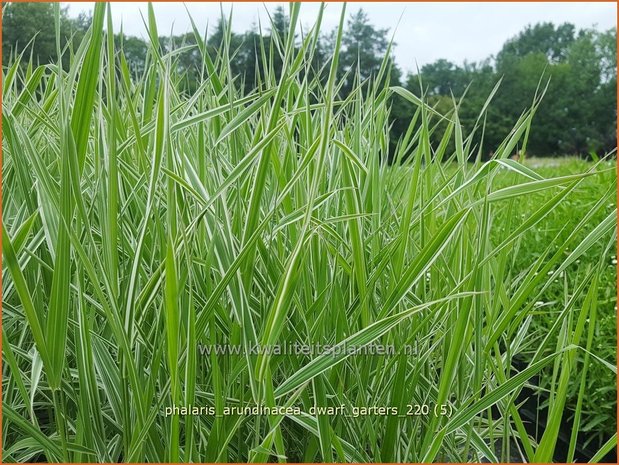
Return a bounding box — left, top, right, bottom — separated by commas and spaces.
3, 2, 617, 158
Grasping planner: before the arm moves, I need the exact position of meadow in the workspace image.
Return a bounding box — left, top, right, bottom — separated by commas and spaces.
2, 4, 617, 463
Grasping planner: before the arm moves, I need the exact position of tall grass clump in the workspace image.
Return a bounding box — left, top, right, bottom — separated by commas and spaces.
2, 3, 617, 462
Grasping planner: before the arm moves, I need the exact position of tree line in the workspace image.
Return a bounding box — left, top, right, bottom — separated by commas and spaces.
3, 2, 616, 158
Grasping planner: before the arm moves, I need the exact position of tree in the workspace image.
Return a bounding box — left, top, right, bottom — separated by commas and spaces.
205, 17, 250, 89
269, 5, 290, 44
114, 34, 148, 79
334, 9, 393, 96
496, 22, 576, 67
2, 2, 89, 67
417, 59, 469, 96
591, 28, 617, 153
561, 29, 615, 154
263, 6, 290, 84
493, 25, 617, 155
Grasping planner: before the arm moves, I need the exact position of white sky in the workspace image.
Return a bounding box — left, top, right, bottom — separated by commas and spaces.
65, 2, 617, 73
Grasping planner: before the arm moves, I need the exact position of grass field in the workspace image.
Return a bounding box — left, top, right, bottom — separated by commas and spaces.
492, 157, 617, 457
2, 4, 617, 463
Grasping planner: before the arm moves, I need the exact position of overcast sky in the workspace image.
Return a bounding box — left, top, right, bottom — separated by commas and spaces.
65, 2, 616, 72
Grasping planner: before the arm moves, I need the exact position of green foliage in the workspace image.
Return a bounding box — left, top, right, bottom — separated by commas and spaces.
329, 9, 400, 96
491, 158, 617, 451
398, 23, 617, 157
5, 3, 615, 157
496, 22, 577, 66
2, 4, 617, 463
2, 2, 90, 67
